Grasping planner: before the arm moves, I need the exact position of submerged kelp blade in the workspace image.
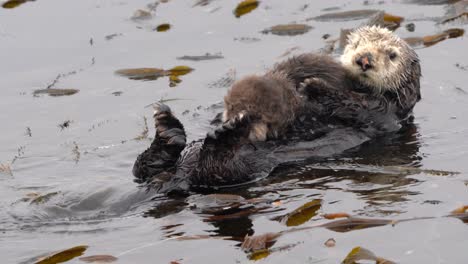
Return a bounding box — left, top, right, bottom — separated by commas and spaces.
283, 199, 321, 227
79, 255, 118, 263
155, 23, 171, 32
234, 0, 259, 18
167, 66, 194, 76
2, 0, 29, 9
342, 246, 395, 264
263, 24, 313, 36
115, 68, 168, 80
312, 9, 380, 21
35, 245, 88, 264
33, 88, 79, 97
322, 217, 392, 233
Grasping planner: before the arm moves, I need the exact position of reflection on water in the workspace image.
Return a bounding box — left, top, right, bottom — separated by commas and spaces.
141, 124, 427, 240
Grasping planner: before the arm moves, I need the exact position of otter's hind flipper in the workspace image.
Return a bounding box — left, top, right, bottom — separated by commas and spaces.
133, 103, 187, 183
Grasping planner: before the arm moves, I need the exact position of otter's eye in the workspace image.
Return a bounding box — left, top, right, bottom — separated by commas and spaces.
389, 52, 397, 60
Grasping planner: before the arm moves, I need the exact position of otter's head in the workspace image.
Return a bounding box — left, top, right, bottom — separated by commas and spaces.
341, 26, 419, 94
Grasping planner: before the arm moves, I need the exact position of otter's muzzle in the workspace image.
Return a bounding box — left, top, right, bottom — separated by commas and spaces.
355, 53, 373, 72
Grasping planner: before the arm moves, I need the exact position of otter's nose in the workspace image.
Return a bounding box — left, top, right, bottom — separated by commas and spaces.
355, 54, 373, 72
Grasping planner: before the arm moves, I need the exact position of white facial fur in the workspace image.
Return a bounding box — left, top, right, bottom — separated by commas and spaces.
341, 26, 417, 93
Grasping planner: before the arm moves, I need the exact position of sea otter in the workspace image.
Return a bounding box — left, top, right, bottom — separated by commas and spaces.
223, 26, 421, 141
133, 26, 421, 194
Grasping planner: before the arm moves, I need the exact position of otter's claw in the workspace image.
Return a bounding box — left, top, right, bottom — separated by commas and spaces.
205, 111, 251, 145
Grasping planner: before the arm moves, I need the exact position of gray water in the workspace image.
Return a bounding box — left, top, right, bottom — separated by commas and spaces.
1, 0, 467, 263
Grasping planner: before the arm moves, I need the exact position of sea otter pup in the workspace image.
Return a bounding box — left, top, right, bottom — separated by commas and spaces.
133, 26, 421, 193
223, 53, 350, 142
222, 72, 300, 141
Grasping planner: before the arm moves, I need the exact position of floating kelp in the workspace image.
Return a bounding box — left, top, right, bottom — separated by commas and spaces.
450, 205, 468, 214
79, 255, 118, 263
155, 23, 171, 32
168, 65, 194, 76
444, 28, 465, 38
310, 9, 381, 21
33, 88, 79, 97
323, 213, 351, 219
115, 68, 168, 80
262, 24, 313, 36
321, 217, 393, 233
342, 246, 396, 264
115, 66, 193, 86
177, 53, 224, 61
405, 28, 465, 47
365, 11, 404, 31
384, 13, 404, 24
234, 0, 259, 18
34, 245, 88, 264
2, 0, 32, 9
280, 199, 321, 227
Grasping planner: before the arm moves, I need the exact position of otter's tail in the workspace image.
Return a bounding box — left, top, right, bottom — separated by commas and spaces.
132, 103, 187, 183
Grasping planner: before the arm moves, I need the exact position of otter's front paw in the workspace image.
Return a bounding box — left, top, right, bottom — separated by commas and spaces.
206, 111, 251, 142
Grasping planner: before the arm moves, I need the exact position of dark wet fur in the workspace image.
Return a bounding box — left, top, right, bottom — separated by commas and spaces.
133, 53, 421, 193
272, 53, 349, 91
